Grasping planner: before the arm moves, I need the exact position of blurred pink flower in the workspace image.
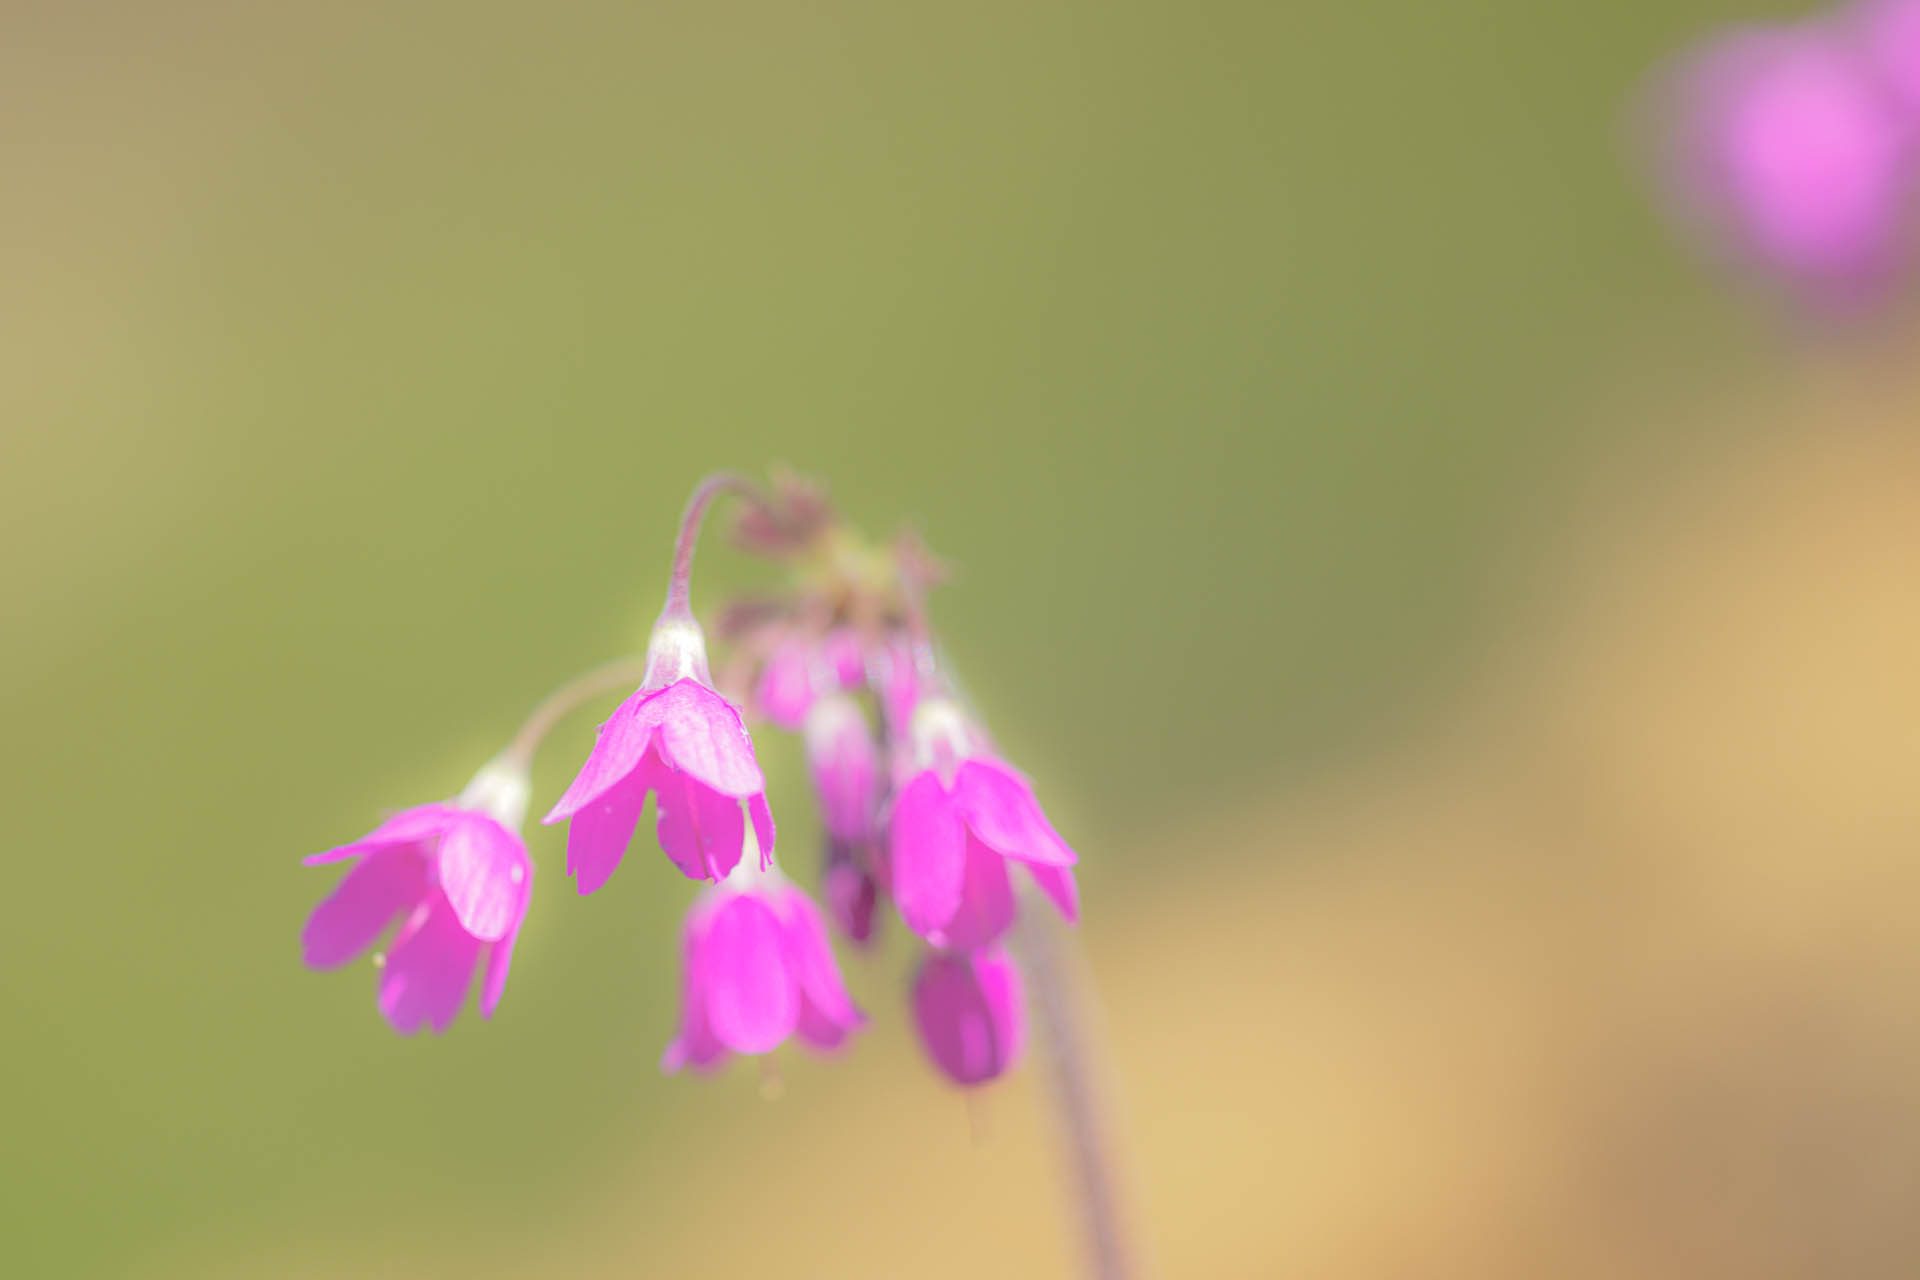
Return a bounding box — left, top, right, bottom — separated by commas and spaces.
545, 619, 774, 888
805, 692, 880, 845
1665, 21, 1914, 290
822, 836, 882, 947
887, 697, 1078, 949
753, 628, 868, 730
663, 869, 865, 1073
301, 763, 533, 1034
911, 946, 1026, 1087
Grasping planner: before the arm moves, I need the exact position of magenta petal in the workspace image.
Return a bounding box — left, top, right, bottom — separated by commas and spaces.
377, 901, 483, 1035
566, 767, 651, 895
911, 947, 1026, 1086
302, 847, 429, 968
436, 817, 530, 941
302, 804, 457, 865
748, 793, 776, 867
889, 770, 967, 939
479, 927, 519, 1019
656, 772, 745, 881
930, 835, 1016, 950
1028, 862, 1081, 924
700, 895, 798, 1055
663, 921, 730, 1074
543, 687, 662, 823
655, 680, 766, 798
755, 639, 815, 730
954, 759, 1076, 867
775, 885, 863, 1030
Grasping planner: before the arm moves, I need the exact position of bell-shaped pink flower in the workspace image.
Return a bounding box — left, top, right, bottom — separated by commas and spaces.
804, 692, 880, 844
544, 618, 775, 889
662, 857, 866, 1073
911, 946, 1026, 1087
822, 836, 882, 947
301, 761, 534, 1034
887, 696, 1078, 949
1664, 23, 1914, 291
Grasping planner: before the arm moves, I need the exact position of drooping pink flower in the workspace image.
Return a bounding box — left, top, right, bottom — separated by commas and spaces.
911, 946, 1026, 1087
822, 836, 882, 947
662, 861, 866, 1073
804, 692, 880, 844
301, 761, 533, 1034
887, 696, 1078, 949
1664, 22, 1914, 290
545, 618, 775, 889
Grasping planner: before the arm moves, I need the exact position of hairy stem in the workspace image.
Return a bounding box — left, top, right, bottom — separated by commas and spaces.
661, 472, 777, 620
1014, 900, 1137, 1280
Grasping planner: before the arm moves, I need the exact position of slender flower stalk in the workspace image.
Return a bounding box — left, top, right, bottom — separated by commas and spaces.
660, 471, 778, 621
499, 657, 651, 770
1014, 895, 1135, 1280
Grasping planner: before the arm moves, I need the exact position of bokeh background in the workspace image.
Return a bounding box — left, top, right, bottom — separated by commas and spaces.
6, 1, 1919, 1276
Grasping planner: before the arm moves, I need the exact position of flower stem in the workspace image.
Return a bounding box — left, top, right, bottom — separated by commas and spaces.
1014, 899, 1138, 1280
499, 657, 650, 769
661, 472, 778, 621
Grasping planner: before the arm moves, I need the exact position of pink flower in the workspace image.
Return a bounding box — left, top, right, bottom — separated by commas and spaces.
804, 692, 880, 844
887, 697, 1079, 949
822, 837, 882, 947
754, 628, 868, 731
301, 762, 533, 1034
662, 866, 866, 1073
911, 946, 1026, 1087
544, 619, 775, 889
1665, 23, 1914, 290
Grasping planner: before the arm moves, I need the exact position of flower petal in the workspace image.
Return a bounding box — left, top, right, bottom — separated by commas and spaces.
436, 816, 531, 942
1028, 863, 1081, 924
748, 792, 776, 868
302, 847, 429, 968
479, 927, 519, 1019
655, 679, 766, 798
754, 638, 815, 730
699, 894, 798, 1055
954, 759, 1076, 867
888, 770, 966, 940
377, 900, 482, 1035
565, 759, 656, 895
542, 686, 662, 823
929, 835, 1016, 950
775, 885, 864, 1031
656, 771, 745, 881
302, 804, 457, 866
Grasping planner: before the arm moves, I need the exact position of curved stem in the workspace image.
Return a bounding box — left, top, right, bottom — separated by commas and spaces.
499, 657, 650, 769
1015, 901, 1137, 1280
661, 472, 777, 621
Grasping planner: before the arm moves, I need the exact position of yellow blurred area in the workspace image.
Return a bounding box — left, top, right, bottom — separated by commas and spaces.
140, 347, 1920, 1279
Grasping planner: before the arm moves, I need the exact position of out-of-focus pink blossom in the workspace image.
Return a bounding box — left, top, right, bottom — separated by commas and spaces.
545, 618, 774, 888
663, 861, 865, 1073
822, 837, 882, 947
910, 946, 1026, 1087
301, 762, 533, 1034
804, 692, 880, 844
753, 628, 869, 731
1856, 0, 1920, 115
1665, 22, 1914, 290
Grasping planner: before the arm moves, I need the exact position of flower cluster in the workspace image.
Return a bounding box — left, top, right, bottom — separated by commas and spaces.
1653, 0, 1920, 300
300, 472, 1079, 1091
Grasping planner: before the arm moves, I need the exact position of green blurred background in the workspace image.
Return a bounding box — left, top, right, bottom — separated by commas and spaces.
13, 2, 1912, 1277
